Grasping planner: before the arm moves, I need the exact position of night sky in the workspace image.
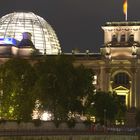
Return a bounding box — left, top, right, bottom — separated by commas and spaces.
0, 0, 140, 53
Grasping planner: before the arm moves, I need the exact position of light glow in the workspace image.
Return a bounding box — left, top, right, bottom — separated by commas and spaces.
40, 111, 52, 121
93, 75, 97, 85
0, 37, 18, 46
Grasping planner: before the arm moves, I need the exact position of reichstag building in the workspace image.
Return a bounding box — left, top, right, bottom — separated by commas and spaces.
0, 11, 140, 111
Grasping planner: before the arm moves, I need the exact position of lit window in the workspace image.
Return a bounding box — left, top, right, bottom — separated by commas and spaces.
93, 75, 97, 85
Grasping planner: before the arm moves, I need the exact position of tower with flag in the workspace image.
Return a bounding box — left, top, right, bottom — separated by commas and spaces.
123, 0, 128, 21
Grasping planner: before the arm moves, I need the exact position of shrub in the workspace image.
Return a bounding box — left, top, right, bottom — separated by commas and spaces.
67, 118, 76, 128
0, 119, 6, 124
83, 119, 92, 127
33, 119, 42, 127
53, 120, 61, 128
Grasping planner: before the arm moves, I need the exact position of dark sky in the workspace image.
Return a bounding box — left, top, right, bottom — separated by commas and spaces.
0, 0, 140, 53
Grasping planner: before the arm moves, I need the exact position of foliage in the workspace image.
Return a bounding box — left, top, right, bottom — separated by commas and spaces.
83, 119, 93, 127
33, 119, 42, 127
0, 58, 37, 121
0, 119, 6, 124
0, 55, 94, 122
67, 118, 76, 128
114, 94, 127, 122
33, 55, 94, 121
85, 91, 127, 124
53, 119, 61, 128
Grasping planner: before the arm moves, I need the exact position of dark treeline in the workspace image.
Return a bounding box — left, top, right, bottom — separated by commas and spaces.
0, 56, 129, 125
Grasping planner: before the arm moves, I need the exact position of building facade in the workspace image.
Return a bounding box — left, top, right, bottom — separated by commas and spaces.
0, 12, 139, 111
74, 22, 140, 110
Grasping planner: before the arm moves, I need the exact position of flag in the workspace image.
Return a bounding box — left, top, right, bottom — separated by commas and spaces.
123, 0, 127, 15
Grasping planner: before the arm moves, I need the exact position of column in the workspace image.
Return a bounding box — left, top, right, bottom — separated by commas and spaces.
130, 68, 137, 108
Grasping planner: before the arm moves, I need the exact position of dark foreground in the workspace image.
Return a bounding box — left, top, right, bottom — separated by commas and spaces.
0, 129, 139, 137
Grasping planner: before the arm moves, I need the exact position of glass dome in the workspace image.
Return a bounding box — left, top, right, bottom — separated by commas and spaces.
0, 12, 61, 54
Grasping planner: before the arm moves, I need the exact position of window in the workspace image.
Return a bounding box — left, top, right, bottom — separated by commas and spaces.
120, 34, 125, 42
114, 72, 129, 85
112, 35, 117, 42
128, 34, 134, 42
93, 75, 97, 85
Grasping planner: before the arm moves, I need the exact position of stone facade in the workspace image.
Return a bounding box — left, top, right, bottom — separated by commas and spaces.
73, 22, 140, 110
0, 21, 140, 111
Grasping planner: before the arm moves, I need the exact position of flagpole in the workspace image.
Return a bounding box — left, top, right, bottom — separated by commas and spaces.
126, 0, 128, 21
125, 8, 127, 21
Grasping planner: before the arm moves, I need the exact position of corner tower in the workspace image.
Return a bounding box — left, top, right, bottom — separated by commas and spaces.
101, 22, 140, 109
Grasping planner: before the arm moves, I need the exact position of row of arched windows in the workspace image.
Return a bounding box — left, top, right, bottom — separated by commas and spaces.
92, 72, 130, 86
112, 34, 134, 43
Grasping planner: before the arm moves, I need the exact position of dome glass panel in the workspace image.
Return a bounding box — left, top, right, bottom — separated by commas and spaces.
0, 12, 61, 54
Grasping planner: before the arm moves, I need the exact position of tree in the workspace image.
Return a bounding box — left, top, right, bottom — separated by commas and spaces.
85, 91, 126, 124
33, 55, 94, 121
0, 58, 36, 121
114, 94, 127, 123
94, 91, 118, 122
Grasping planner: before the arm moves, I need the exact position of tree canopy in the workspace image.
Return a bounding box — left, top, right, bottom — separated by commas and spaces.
0, 56, 127, 124
33, 55, 94, 121
0, 58, 36, 121
85, 90, 127, 124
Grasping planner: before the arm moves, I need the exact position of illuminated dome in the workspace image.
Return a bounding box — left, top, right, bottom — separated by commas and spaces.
0, 12, 61, 54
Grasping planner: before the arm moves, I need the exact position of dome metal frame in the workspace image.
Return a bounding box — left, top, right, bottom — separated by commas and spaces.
0, 12, 61, 54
